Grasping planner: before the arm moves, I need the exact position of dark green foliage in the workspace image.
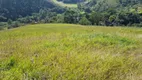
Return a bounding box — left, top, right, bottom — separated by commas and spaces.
5, 58, 16, 70
64, 9, 80, 23
7, 19, 12, 25
89, 11, 103, 25
0, 0, 142, 29
79, 16, 91, 25
1, 57, 16, 70
79, 0, 142, 12
8, 21, 20, 29
0, 22, 7, 30
0, 0, 64, 21
12, 21, 20, 28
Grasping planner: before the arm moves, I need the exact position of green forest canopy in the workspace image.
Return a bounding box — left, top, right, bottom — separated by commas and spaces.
0, 0, 142, 28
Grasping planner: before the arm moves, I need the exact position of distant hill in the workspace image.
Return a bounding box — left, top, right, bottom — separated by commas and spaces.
0, 0, 142, 27
0, 0, 57, 21
53, 0, 142, 12
79, 0, 142, 12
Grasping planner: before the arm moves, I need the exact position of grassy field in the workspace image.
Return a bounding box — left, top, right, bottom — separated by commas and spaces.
0, 24, 142, 80
51, 0, 77, 8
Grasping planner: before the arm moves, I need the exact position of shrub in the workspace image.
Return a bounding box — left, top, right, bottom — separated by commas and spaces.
137, 22, 142, 27
79, 16, 91, 25
0, 22, 8, 30
8, 21, 20, 29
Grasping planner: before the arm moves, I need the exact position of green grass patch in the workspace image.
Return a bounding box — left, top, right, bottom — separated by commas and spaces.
51, 0, 77, 8
0, 24, 142, 80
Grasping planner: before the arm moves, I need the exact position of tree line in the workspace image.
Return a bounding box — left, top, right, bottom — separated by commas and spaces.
0, 0, 142, 30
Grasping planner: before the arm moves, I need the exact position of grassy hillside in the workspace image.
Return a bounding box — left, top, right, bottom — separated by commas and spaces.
51, 0, 77, 8
0, 24, 142, 80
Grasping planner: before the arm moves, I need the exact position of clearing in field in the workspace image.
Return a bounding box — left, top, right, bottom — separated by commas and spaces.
50, 0, 77, 8
0, 24, 142, 80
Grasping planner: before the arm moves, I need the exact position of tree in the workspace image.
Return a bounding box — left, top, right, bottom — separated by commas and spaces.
56, 14, 64, 23
64, 9, 80, 23
11, 21, 20, 28
89, 11, 102, 25
0, 0, 58, 21
79, 16, 91, 25
7, 19, 12, 25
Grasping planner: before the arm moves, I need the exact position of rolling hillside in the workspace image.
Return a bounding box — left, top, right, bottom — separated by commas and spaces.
0, 0, 58, 21
0, 0, 142, 80
79, 0, 142, 12
0, 24, 142, 79
50, 0, 78, 8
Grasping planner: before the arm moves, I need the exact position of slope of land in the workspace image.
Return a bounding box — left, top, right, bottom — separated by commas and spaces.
50, 0, 77, 8
80, 0, 142, 12
0, 24, 142, 79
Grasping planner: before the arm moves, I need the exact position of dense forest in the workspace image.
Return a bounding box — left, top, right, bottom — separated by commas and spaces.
0, 0, 142, 30
0, 0, 65, 21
